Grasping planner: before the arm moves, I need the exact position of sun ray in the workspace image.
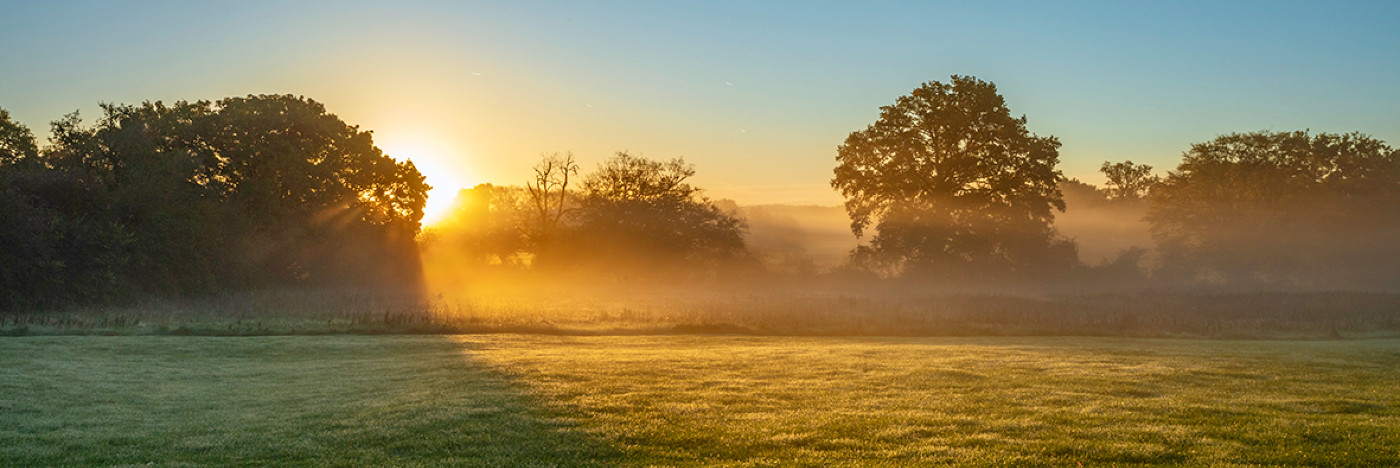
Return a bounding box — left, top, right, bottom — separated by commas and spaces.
378, 137, 472, 228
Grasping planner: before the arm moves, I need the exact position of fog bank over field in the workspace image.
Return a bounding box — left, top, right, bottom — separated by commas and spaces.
737, 204, 855, 272
739, 195, 1156, 274
4, 76, 1400, 342
1055, 183, 1154, 266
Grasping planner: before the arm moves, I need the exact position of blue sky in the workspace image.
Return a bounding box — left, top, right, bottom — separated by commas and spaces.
2, 0, 1397, 208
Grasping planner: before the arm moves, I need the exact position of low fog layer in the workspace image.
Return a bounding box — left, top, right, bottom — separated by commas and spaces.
3, 78, 1398, 343
1056, 181, 1153, 265
738, 205, 855, 273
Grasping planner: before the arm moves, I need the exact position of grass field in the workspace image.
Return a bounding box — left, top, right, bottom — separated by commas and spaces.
4, 335, 1399, 466
8, 290, 1399, 339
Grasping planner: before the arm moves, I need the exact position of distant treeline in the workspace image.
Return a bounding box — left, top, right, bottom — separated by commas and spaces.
421, 151, 749, 281
826, 76, 1400, 289
4, 79, 1400, 313
429, 76, 1400, 292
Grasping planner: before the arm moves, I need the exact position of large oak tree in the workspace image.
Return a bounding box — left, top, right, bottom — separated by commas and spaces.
832, 76, 1074, 278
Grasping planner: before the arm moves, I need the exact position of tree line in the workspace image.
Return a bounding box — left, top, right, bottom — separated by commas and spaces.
422, 151, 747, 280
3, 79, 1398, 311
831, 75, 1400, 289
0, 96, 428, 311
429, 73, 1399, 293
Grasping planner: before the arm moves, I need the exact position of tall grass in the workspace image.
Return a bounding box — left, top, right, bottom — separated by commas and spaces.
4, 286, 1398, 338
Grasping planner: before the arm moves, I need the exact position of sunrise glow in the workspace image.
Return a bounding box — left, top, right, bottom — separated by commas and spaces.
378, 138, 472, 227
6, 2, 1400, 466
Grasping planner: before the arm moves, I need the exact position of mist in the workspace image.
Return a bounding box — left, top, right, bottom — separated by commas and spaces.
406, 128, 1400, 340
3, 88, 1398, 340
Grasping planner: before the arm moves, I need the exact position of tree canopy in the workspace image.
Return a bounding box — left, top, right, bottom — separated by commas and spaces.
831, 75, 1074, 278
0, 96, 429, 310
566, 152, 748, 268
0, 108, 38, 165
1099, 160, 1159, 201
1148, 130, 1400, 287
420, 151, 750, 280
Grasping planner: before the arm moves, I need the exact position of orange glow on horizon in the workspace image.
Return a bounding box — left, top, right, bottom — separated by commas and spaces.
378, 137, 472, 228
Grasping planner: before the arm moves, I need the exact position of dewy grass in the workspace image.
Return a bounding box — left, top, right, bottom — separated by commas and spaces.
4, 336, 1399, 466
7, 290, 1400, 339
0, 336, 617, 466
464, 336, 1400, 466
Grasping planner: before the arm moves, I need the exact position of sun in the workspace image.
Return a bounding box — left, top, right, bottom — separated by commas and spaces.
377, 137, 472, 228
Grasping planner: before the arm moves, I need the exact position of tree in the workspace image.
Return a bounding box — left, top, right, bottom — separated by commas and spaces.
434, 183, 531, 266
831, 75, 1074, 278
1099, 160, 1159, 200
196, 95, 429, 287
524, 152, 578, 247
1147, 130, 1400, 287
0, 108, 39, 165
4, 95, 430, 307
564, 151, 747, 269
1, 107, 136, 309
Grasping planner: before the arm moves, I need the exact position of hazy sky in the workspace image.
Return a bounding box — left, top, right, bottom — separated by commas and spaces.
3, 1, 1398, 219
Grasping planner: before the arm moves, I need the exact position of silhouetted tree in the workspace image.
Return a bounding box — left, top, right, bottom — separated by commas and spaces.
1, 96, 430, 310
190, 95, 429, 287
831, 76, 1075, 278
562, 151, 747, 270
43, 103, 234, 293
1059, 178, 1109, 208
525, 152, 578, 248
0, 107, 134, 309
1148, 130, 1400, 287
0, 108, 38, 165
437, 183, 531, 266
1099, 160, 1159, 200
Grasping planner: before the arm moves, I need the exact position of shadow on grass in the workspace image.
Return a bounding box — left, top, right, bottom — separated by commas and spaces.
0, 335, 618, 466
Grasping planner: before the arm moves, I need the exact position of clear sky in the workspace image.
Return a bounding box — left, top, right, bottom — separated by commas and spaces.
3, 1, 1398, 220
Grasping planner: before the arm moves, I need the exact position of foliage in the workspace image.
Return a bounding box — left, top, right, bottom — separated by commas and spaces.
0, 97, 429, 311
1, 108, 133, 309
0, 108, 39, 165
431, 183, 531, 266
1058, 178, 1109, 207
1099, 160, 1159, 200
524, 152, 579, 248
831, 76, 1074, 278
1147, 130, 1400, 287
563, 151, 748, 269
420, 152, 750, 281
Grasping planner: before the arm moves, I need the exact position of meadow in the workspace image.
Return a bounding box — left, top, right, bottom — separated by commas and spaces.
4, 334, 1399, 466
6, 288, 1400, 340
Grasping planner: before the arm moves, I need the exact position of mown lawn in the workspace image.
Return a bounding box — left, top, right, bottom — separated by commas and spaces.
3, 335, 1399, 466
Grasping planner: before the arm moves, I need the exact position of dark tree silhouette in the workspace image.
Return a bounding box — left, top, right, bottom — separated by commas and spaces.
1148, 130, 1400, 287
1059, 178, 1109, 208
189, 95, 429, 287
1099, 160, 1159, 200
0, 108, 38, 165
525, 152, 578, 248
564, 151, 747, 269
1, 107, 137, 308
831, 76, 1075, 278
435, 183, 531, 266
0, 96, 430, 310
